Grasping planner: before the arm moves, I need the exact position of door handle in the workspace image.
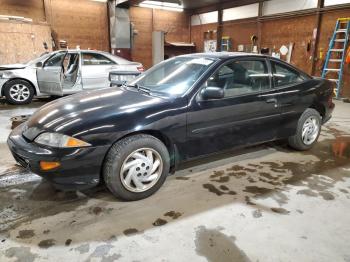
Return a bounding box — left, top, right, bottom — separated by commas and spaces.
266, 98, 277, 103
266, 98, 278, 108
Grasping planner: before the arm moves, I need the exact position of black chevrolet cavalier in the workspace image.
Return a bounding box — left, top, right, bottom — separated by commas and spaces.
8, 53, 335, 201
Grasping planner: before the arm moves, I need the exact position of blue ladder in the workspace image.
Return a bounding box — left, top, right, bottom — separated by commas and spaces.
322, 18, 350, 99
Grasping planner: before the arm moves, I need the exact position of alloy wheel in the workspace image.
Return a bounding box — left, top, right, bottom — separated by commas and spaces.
301, 116, 320, 145
9, 84, 30, 102
120, 148, 163, 193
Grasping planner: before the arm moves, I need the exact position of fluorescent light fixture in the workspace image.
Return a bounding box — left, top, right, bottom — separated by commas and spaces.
139, 0, 184, 12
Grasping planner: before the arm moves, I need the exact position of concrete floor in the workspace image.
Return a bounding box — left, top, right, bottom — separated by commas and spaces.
0, 98, 350, 262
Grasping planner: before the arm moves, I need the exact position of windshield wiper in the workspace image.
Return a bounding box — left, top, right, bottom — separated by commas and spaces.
125, 84, 151, 95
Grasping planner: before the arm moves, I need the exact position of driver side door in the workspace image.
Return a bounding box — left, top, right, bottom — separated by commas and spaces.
185, 58, 281, 159
37, 52, 66, 96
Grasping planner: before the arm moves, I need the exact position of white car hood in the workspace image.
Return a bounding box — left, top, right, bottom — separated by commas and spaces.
0, 64, 27, 70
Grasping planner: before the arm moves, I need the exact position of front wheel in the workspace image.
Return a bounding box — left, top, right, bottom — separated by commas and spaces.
3, 79, 34, 105
103, 134, 170, 201
288, 108, 321, 151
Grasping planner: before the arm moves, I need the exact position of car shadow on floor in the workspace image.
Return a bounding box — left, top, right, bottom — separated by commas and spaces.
1, 126, 350, 248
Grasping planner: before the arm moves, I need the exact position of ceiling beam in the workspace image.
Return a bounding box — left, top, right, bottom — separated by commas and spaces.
193, 0, 264, 14
129, 0, 144, 6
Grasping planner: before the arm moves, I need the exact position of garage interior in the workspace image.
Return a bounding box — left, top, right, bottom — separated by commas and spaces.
1, 0, 350, 261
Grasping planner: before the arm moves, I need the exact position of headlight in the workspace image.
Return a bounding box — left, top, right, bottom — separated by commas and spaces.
110, 74, 120, 81
0, 71, 13, 79
34, 132, 91, 148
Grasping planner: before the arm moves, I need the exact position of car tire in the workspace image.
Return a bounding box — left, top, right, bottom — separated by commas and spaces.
288, 108, 322, 151
4, 79, 34, 105
103, 134, 170, 201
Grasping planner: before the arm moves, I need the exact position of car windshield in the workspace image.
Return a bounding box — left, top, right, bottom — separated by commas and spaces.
26, 53, 53, 65
129, 56, 217, 96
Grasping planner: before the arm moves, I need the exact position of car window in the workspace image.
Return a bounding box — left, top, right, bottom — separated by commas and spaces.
44, 52, 66, 67
131, 57, 216, 96
271, 61, 304, 88
82, 53, 115, 65
206, 60, 270, 98
62, 53, 79, 74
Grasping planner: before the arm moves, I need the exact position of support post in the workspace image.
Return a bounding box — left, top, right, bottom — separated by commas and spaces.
216, 6, 223, 52
311, 0, 325, 75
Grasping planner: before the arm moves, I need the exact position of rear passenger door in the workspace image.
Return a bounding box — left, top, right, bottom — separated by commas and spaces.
185, 58, 281, 159
81, 52, 117, 89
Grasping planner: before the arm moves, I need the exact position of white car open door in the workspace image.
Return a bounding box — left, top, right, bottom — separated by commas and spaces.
36, 52, 66, 96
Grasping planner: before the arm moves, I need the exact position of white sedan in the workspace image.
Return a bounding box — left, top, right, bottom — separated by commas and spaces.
0, 50, 143, 104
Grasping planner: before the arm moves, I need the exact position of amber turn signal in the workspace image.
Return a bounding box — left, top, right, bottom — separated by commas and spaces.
40, 161, 61, 171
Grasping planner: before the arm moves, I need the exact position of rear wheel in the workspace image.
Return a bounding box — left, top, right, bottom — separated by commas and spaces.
288, 108, 321, 151
4, 79, 34, 105
103, 134, 170, 201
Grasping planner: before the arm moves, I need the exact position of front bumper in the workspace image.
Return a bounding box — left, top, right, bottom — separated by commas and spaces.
0, 78, 8, 94
7, 124, 110, 191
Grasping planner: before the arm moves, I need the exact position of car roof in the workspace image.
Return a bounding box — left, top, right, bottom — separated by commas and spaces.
50, 49, 132, 63
179, 52, 268, 60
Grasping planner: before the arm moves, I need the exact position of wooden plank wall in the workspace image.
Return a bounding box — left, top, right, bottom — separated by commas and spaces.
0, 0, 109, 64
46, 0, 109, 52
0, 21, 52, 64
130, 7, 191, 69
0, 0, 46, 22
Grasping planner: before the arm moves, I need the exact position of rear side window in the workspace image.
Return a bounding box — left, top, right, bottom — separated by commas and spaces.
82, 53, 115, 65
271, 61, 305, 88
207, 59, 270, 98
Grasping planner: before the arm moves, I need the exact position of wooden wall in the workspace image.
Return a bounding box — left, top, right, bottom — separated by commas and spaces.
45, 0, 109, 52
0, 21, 52, 64
0, 0, 45, 22
130, 6, 191, 69
0, 0, 109, 64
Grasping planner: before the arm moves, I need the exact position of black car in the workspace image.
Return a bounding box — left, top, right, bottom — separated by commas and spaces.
7, 53, 335, 201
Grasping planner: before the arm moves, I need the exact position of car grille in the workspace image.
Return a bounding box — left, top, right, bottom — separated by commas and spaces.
12, 152, 29, 168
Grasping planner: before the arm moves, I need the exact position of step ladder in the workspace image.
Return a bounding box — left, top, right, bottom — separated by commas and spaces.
322, 18, 350, 99
221, 37, 231, 52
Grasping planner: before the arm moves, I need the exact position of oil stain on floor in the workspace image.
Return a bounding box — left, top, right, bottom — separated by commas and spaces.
195, 226, 251, 262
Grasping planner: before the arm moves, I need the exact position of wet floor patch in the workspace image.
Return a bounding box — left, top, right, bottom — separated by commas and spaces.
152, 218, 167, 226
243, 186, 271, 196
175, 176, 190, 180
65, 239, 72, 246
195, 226, 251, 262
271, 208, 290, 215
16, 229, 35, 239
38, 239, 55, 249
252, 210, 262, 218
5, 247, 38, 262
319, 191, 335, 200
123, 228, 140, 236
203, 183, 237, 196
164, 211, 182, 219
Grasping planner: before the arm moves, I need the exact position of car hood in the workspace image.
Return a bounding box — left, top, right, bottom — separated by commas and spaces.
23, 87, 166, 140
0, 64, 27, 70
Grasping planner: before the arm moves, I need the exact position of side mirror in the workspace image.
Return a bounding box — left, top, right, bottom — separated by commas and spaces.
201, 86, 224, 100
35, 62, 43, 68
